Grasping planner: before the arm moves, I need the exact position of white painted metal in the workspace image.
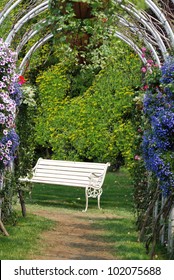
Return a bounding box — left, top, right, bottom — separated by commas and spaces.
19, 30, 147, 75
168, 205, 174, 253
19, 158, 110, 212
15, 20, 47, 56
120, 3, 169, 59
1, 0, 169, 65
19, 33, 53, 74
145, 0, 174, 47
0, 0, 22, 25
115, 31, 147, 64
118, 17, 161, 65
5, 1, 49, 44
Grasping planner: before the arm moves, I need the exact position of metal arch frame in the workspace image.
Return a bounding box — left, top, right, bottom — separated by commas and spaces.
118, 17, 161, 65
115, 31, 147, 64
15, 19, 47, 56
0, 0, 23, 24
120, 3, 168, 59
145, 0, 174, 47
16, 15, 160, 64
5, 1, 49, 45
19, 33, 53, 74
12, 2, 164, 64
1, 0, 174, 69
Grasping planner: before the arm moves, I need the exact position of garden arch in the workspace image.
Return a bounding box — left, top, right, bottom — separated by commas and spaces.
0, 0, 174, 69
1, 0, 174, 256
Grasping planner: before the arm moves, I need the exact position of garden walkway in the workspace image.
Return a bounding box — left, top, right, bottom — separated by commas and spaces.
29, 209, 117, 260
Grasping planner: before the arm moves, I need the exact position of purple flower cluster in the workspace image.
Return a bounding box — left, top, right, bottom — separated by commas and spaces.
0, 128, 19, 165
142, 56, 174, 194
0, 38, 20, 168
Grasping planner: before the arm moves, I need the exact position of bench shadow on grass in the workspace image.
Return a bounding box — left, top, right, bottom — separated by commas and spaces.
26, 169, 134, 211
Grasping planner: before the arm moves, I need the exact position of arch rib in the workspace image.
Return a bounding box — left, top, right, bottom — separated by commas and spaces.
19, 33, 53, 75
0, 0, 23, 25
118, 17, 161, 65
120, 3, 168, 59
15, 20, 47, 57
145, 0, 174, 47
115, 31, 147, 64
5, 1, 49, 45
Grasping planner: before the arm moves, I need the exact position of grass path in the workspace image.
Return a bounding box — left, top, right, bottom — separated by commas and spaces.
0, 170, 159, 260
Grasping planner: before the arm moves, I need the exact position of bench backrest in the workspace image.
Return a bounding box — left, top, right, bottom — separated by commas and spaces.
31, 158, 110, 188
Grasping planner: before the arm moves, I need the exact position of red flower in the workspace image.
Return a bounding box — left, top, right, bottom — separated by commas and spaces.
18, 75, 26, 85
143, 85, 148, 91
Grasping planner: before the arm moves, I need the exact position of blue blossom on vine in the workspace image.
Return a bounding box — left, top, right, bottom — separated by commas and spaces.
142, 56, 174, 194
160, 56, 174, 85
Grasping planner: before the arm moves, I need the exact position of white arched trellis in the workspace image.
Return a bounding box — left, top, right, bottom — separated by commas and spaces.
120, 3, 168, 59
0, 0, 174, 70
0, 0, 23, 24
145, 0, 174, 46
118, 17, 161, 65
4, 1, 49, 45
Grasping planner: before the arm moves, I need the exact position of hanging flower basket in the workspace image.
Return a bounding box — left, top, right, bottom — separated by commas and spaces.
58, 0, 109, 19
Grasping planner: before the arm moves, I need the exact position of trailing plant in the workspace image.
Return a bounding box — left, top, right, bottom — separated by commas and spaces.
0, 37, 21, 226
132, 48, 174, 258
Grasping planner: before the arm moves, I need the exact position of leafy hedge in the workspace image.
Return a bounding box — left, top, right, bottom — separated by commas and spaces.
35, 45, 141, 166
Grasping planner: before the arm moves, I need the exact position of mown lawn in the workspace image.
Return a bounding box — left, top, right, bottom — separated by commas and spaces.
0, 168, 167, 259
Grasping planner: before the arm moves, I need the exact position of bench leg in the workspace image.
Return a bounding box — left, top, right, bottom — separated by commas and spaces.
98, 194, 101, 210
82, 188, 89, 212
83, 187, 103, 212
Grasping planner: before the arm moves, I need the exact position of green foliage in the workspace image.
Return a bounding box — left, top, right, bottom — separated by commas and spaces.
15, 84, 37, 191
35, 44, 142, 166
35, 64, 70, 147
48, 0, 122, 67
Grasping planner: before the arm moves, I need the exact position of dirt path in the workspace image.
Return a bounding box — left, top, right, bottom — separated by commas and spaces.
29, 209, 118, 260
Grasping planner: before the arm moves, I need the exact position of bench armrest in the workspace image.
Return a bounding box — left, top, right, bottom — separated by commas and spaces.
88, 172, 103, 189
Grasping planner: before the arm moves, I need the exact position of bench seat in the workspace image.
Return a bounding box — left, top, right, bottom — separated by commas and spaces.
19, 158, 110, 211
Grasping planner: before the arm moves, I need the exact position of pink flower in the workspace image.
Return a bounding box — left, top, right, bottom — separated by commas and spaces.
141, 47, 147, 52
134, 155, 141, 161
141, 67, 147, 73
147, 59, 153, 64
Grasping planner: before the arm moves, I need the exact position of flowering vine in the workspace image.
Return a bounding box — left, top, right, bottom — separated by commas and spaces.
0, 38, 24, 169
141, 48, 174, 195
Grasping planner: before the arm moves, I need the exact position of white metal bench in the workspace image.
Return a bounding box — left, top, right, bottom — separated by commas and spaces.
19, 158, 110, 212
